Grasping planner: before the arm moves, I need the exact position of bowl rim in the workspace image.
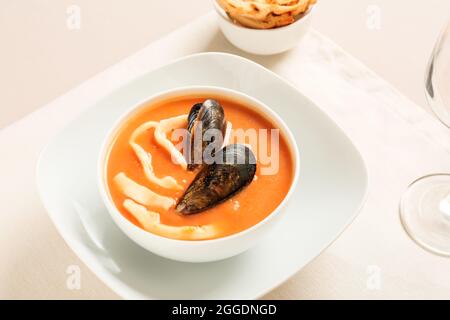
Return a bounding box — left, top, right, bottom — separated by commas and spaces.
97, 85, 301, 245
212, 0, 316, 32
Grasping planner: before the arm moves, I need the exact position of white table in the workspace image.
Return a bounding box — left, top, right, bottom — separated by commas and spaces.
1, 13, 450, 299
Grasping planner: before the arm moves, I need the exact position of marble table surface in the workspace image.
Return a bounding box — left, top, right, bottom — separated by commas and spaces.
1, 12, 450, 299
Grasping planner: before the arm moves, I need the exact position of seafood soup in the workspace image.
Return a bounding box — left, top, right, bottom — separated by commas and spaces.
105, 93, 295, 240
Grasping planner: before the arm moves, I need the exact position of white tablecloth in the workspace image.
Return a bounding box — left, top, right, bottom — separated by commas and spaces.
1, 12, 450, 299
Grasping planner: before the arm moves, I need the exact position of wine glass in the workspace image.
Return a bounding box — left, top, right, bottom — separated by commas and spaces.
399, 19, 450, 256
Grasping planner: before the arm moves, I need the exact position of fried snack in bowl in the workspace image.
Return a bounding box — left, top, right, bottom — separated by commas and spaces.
213, 0, 317, 54
217, 0, 316, 29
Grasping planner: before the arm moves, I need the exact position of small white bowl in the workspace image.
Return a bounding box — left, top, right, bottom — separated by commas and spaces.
98, 86, 300, 263
213, 0, 315, 55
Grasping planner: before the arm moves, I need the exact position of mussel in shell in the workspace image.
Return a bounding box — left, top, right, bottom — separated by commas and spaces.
186, 99, 226, 170
176, 144, 257, 214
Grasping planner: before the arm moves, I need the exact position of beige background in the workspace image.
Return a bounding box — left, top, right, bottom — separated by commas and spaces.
1, 0, 450, 300
1, 0, 450, 128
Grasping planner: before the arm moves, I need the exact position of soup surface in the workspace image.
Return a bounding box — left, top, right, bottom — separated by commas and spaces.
106, 94, 294, 240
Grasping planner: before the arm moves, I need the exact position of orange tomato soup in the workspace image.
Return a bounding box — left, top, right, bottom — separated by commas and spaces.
106, 94, 294, 240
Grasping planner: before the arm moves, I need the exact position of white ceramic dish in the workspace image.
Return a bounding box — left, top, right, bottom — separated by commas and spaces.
37, 52, 367, 299
98, 86, 300, 263
213, 0, 315, 55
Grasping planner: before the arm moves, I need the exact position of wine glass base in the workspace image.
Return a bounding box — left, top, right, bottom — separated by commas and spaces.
400, 174, 450, 256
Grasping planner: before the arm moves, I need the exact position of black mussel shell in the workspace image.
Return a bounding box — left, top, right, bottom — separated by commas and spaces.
186, 99, 226, 170
176, 144, 256, 214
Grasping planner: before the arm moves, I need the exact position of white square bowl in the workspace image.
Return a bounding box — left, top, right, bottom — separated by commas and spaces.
37, 52, 368, 299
